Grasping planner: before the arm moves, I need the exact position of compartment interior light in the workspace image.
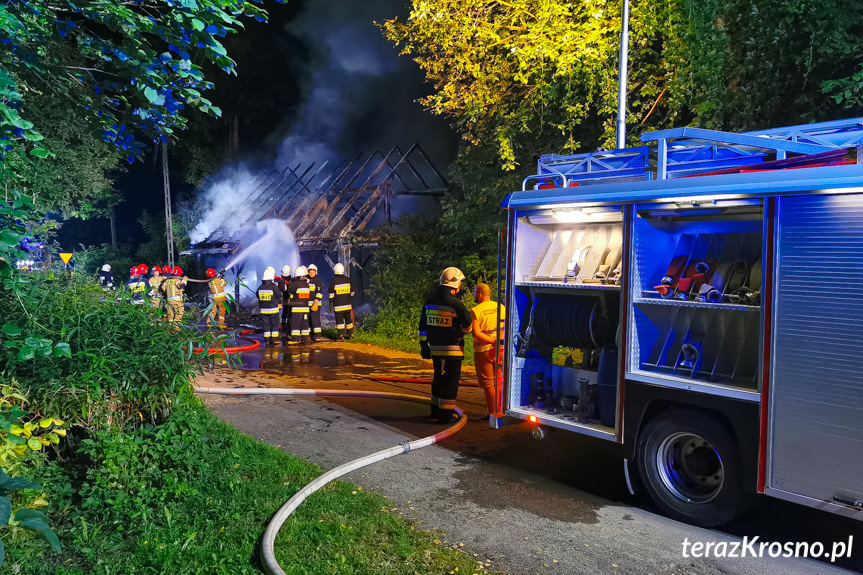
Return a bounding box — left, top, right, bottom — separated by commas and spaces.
548, 207, 620, 223
552, 208, 585, 223
528, 415, 538, 423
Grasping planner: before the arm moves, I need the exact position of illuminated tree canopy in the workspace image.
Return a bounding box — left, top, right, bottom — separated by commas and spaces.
383, 0, 863, 169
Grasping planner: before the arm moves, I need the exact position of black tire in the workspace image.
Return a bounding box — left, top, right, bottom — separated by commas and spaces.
636, 409, 749, 527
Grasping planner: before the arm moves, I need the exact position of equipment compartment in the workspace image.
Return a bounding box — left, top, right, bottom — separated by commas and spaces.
513, 207, 623, 288
509, 285, 621, 436
628, 200, 763, 391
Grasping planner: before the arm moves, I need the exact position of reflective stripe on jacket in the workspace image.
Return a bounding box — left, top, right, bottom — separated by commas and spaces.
418, 285, 472, 358
256, 280, 281, 314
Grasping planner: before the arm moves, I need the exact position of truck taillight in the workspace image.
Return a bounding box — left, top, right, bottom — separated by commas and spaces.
529, 415, 538, 423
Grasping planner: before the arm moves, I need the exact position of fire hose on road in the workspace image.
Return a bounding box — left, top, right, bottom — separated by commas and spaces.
194, 386, 467, 575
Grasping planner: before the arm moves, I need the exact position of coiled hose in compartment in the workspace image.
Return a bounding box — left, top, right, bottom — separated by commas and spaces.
530, 294, 618, 350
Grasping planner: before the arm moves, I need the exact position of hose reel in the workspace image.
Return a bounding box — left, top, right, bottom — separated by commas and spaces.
528, 294, 618, 350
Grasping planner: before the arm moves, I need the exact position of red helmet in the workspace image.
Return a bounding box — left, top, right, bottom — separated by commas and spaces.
130, 266, 138, 276
206, 268, 216, 277
139, 264, 148, 274
172, 266, 183, 276
162, 265, 172, 274
152, 266, 161, 275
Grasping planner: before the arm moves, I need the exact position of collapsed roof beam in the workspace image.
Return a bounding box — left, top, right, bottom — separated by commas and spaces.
235, 162, 304, 231
344, 150, 385, 190
257, 162, 318, 222
271, 160, 333, 220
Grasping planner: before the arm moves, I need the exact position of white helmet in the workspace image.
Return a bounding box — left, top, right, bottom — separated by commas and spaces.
308, 264, 317, 272
262, 266, 276, 281
333, 263, 345, 275
440, 266, 465, 289
282, 265, 292, 277
101, 264, 111, 272
295, 265, 308, 277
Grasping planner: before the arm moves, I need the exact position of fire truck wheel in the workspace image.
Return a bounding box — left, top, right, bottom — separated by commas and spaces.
636, 409, 747, 528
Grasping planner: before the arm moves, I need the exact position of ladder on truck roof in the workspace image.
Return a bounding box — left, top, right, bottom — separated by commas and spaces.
524, 117, 863, 191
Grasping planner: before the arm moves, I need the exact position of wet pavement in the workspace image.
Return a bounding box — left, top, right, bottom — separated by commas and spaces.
198, 335, 861, 575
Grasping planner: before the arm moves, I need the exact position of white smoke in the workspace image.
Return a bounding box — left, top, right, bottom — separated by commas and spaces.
225, 218, 300, 271
189, 165, 262, 244
188, 0, 452, 250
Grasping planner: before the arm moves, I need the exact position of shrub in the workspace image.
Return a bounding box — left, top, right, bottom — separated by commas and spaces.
0, 274, 208, 428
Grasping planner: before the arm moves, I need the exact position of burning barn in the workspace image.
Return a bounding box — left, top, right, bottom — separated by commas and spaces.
183, 144, 446, 308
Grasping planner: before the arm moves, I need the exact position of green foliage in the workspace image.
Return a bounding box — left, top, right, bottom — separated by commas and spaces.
381, 0, 617, 168
0, 0, 278, 160
362, 208, 504, 363
0, 380, 65, 565
5, 403, 499, 575
0, 381, 66, 467
0, 274, 205, 427
67, 244, 138, 287
0, 94, 124, 217
383, 0, 863, 168
717, 0, 863, 128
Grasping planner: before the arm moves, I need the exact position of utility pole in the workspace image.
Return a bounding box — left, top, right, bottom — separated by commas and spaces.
109, 205, 117, 250
615, 0, 630, 150
162, 141, 175, 267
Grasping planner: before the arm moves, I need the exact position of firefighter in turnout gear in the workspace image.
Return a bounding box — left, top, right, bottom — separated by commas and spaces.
279, 265, 292, 338
288, 266, 311, 344
148, 266, 165, 311
329, 263, 354, 340
257, 266, 281, 346
98, 264, 114, 291
161, 266, 187, 327
126, 266, 146, 304
307, 264, 324, 342
206, 268, 228, 328
418, 267, 472, 424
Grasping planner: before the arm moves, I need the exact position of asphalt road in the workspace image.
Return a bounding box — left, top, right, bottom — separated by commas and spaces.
198, 341, 861, 575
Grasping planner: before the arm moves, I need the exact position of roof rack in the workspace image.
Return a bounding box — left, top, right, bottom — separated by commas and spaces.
524, 117, 863, 190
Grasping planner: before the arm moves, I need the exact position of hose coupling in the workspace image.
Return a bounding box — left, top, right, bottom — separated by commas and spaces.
399, 441, 411, 454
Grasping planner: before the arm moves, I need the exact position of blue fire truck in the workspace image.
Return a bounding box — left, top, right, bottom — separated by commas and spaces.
497, 118, 863, 527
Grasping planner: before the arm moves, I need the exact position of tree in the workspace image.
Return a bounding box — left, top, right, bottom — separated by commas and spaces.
717, 0, 863, 129
380, 0, 730, 168
1, 94, 124, 217
380, 1, 619, 169
0, 0, 282, 222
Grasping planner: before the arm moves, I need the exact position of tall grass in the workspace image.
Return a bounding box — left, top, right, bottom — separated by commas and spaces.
0, 274, 208, 427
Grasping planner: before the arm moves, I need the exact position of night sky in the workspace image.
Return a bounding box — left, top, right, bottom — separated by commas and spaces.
58, 0, 458, 250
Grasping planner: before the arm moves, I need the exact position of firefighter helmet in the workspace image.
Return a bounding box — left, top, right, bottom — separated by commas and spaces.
139, 264, 148, 274
440, 267, 465, 289
101, 264, 111, 272
281, 265, 292, 277
172, 266, 183, 276
262, 266, 276, 281
152, 266, 161, 275
130, 266, 138, 276
206, 268, 217, 277
162, 265, 172, 274
295, 265, 308, 277
308, 264, 317, 272
333, 263, 345, 275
